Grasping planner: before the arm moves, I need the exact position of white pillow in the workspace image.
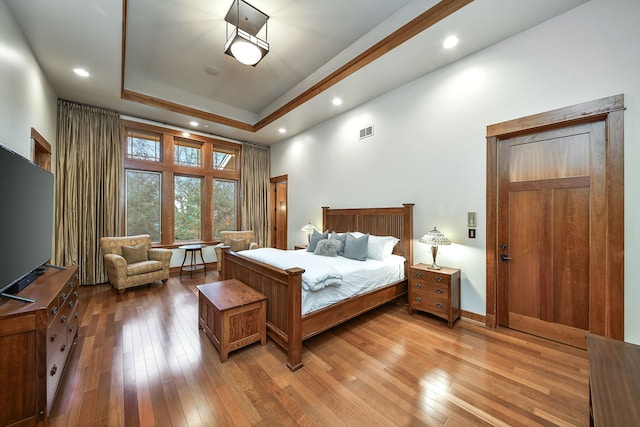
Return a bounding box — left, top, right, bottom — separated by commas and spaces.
366, 235, 400, 261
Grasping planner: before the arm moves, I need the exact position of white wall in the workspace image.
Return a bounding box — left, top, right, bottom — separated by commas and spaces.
271, 0, 640, 344
0, 2, 58, 161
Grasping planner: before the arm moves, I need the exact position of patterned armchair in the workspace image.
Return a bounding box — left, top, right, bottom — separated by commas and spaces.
213, 230, 259, 271
99, 234, 172, 294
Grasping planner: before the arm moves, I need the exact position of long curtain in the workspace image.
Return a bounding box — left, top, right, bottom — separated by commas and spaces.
55, 100, 122, 285
241, 142, 270, 247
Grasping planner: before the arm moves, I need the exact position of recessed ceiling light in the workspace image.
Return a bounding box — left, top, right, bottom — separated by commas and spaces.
73, 68, 90, 77
443, 35, 459, 49
190, 121, 199, 127
332, 98, 343, 106
278, 128, 287, 134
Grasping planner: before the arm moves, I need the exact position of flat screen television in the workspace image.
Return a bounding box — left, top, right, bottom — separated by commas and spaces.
0, 144, 54, 301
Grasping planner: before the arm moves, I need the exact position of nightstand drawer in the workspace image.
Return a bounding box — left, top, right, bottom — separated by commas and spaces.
411, 295, 449, 314
411, 270, 451, 286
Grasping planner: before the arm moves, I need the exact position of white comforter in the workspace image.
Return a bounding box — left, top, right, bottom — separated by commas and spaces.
237, 247, 343, 291
238, 248, 406, 314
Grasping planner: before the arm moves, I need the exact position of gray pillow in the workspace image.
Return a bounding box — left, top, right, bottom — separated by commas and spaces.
343, 233, 369, 261
121, 243, 148, 264
329, 232, 346, 256
307, 229, 328, 252
314, 239, 341, 257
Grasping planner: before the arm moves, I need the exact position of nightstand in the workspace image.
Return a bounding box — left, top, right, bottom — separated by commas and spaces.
408, 264, 460, 328
294, 244, 308, 250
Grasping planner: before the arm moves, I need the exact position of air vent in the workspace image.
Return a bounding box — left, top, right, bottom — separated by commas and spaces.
359, 125, 374, 139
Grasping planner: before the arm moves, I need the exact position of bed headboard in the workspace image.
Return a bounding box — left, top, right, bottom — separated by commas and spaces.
322, 203, 414, 273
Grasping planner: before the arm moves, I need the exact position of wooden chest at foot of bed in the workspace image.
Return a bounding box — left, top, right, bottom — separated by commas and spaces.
197, 279, 267, 362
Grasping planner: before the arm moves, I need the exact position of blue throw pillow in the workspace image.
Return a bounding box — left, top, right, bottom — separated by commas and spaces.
329, 232, 346, 255
343, 233, 369, 261
307, 229, 328, 252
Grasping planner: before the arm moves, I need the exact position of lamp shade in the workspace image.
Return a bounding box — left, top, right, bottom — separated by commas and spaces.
419, 227, 451, 246
300, 223, 316, 233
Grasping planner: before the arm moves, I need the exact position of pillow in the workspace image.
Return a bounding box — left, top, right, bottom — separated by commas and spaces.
307, 229, 328, 252
367, 235, 400, 261
314, 239, 341, 257
329, 232, 346, 255
343, 233, 369, 261
230, 238, 248, 251
121, 243, 148, 264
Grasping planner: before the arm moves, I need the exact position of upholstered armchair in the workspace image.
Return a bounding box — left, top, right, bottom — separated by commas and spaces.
99, 234, 172, 294
213, 230, 259, 271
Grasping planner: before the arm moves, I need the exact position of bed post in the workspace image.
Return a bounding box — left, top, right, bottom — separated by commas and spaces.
403, 203, 415, 274
285, 267, 304, 371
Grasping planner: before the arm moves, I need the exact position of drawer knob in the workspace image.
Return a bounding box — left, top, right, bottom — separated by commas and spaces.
69, 300, 74, 308
50, 306, 58, 315
74, 312, 79, 319
68, 281, 74, 288
50, 365, 58, 376
436, 276, 443, 282
414, 297, 422, 302
60, 343, 66, 352
415, 283, 422, 288
50, 333, 57, 342
436, 288, 443, 294
60, 292, 67, 302
68, 325, 75, 333
436, 303, 443, 308
60, 315, 67, 324
415, 272, 422, 278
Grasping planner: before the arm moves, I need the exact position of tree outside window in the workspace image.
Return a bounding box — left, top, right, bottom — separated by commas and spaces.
125, 170, 161, 241
174, 175, 202, 241
213, 179, 237, 237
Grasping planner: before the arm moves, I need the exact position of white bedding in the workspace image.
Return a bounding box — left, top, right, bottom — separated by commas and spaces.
238, 248, 405, 315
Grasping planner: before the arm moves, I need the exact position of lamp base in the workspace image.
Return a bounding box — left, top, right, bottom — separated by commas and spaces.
429, 245, 441, 270
427, 263, 442, 270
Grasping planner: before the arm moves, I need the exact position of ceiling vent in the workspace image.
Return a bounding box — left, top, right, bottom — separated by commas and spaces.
359, 125, 374, 140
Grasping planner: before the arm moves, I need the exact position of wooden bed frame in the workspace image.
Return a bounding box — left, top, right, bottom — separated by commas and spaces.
219, 203, 414, 370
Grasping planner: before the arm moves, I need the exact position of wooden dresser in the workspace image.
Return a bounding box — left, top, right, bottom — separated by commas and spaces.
408, 264, 460, 328
586, 333, 640, 426
0, 265, 80, 426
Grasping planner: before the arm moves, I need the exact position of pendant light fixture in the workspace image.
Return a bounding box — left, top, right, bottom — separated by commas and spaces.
224, 0, 269, 66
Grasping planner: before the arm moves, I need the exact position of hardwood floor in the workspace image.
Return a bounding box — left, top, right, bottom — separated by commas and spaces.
48, 272, 590, 426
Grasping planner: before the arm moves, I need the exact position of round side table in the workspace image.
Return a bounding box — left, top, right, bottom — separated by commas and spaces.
178, 244, 207, 277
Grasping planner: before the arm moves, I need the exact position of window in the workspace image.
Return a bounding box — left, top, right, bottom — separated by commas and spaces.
213, 179, 237, 237
122, 121, 241, 245
175, 139, 201, 167
126, 131, 161, 162
125, 170, 161, 242
174, 175, 202, 241
213, 146, 238, 172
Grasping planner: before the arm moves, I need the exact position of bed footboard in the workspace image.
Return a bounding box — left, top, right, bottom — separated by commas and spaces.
220, 246, 305, 370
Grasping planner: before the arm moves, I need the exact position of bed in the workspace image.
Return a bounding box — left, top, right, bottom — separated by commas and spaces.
219, 203, 414, 370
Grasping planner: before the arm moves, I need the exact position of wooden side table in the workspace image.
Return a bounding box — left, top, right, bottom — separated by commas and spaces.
294, 244, 308, 250
179, 244, 207, 277
197, 279, 267, 362
408, 264, 460, 328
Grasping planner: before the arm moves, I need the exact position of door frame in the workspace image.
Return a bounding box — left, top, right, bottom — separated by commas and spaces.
485, 94, 625, 340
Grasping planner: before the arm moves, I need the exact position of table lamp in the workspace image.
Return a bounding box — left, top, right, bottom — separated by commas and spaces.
300, 223, 317, 243
419, 227, 451, 270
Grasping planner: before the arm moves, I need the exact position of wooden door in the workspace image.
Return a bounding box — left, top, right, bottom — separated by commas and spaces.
270, 175, 288, 249
498, 124, 594, 348
486, 95, 625, 346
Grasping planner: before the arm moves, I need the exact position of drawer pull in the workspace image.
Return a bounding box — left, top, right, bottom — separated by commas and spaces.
74, 312, 79, 319
436, 303, 443, 308
69, 281, 74, 289
436, 288, 443, 294
436, 276, 443, 282
75, 274, 80, 280
415, 272, 422, 278
74, 291, 79, 298
69, 300, 74, 308
414, 297, 422, 302
50, 332, 57, 342
50, 306, 58, 316
415, 283, 422, 288
60, 343, 66, 352
60, 315, 67, 324
68, 325, 75, 333
50, 365, 58, 376
60, 292, 67, 302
